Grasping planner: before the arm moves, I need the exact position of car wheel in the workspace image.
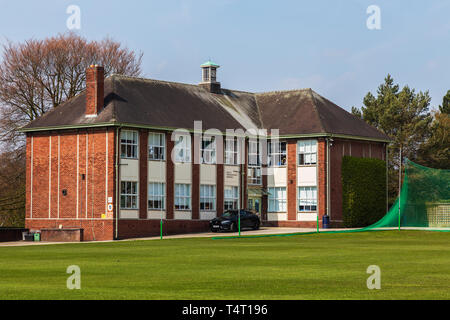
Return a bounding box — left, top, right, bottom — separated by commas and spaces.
230, 223, 236, 232
253, 221, 260, 230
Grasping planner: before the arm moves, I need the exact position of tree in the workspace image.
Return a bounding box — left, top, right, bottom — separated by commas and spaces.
0, 33, 143, 227
0, 32, 143, 149
439, 90, 450, 114
417, 111, 450, 169
0, 148, 25, 227
352, 75, 433, 205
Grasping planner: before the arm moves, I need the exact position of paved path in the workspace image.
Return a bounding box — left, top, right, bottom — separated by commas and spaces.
0, 227, 337, 247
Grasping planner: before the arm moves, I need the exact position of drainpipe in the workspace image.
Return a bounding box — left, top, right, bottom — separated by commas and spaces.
326, 137, 331, 220
115, 126, 120, 239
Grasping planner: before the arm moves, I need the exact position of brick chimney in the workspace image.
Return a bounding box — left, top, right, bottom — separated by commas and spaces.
86, 65, 104, 116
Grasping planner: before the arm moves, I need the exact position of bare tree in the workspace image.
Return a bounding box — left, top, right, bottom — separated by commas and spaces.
0, 32, 143, 149
0, 148, 25, 227
0, 33, 143, 226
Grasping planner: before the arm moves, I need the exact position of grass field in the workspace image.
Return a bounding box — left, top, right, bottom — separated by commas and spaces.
0, 230, 449, 300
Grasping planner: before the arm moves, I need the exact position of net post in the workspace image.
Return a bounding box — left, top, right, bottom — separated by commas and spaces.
238, 212, 241, 237
160, 218, 163, 240
317, 213, 320, 233
398, 147, 402, 231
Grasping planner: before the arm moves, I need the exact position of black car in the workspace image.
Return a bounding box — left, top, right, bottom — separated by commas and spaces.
209, 210, 260, 232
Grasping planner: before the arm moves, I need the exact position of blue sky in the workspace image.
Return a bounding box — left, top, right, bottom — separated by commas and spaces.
0, 0, 449, 111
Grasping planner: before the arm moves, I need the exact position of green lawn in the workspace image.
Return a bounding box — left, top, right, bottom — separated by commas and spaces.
0, 231, 449, 300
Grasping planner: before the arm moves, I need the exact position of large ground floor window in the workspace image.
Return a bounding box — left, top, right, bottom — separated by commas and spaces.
175, 184, 191, 210
200, 185, 216, 211
298, 186, 317, 212
120, 181, 138, 209
148, 182, 165, 210
268, 187, 287, 212
224, 186, 239, 210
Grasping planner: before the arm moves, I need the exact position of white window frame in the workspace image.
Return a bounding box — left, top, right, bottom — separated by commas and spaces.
298, 186, 318, 212
224, 186, 239, 210
248, 140, 262, 185
120, 181, 138, 209
120, 130, 138, 159
148, 133, 165, 161
298, 140, 317, 166
200, 185, 216, 211
148, 182, 165, 210
268, 141, 287, 167
268, 187, 287, 212
175, 184, 191, 210
201, 136, 216, 164
174, 135, 191, 163
225, 138, 240, 165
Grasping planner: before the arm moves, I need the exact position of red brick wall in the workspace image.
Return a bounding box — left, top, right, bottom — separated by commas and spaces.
85, 66, 104, 115
242, 141, 248, 209
139, 130, 148, 219
191, 134, 200, 220
317, 138, 327, 227
329, 139, 386, 223
166, 133, 175, 220
25, 128, 116, 241
287, 140, 297, 221
261, 164, 268, 221
216, 163, 224, 216
117, 219, 209, 239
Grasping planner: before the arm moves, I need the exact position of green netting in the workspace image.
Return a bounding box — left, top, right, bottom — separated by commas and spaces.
363, 159, 450, 231
213, 159, 450, 240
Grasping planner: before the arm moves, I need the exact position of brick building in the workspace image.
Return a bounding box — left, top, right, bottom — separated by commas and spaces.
21, 62, 389, 241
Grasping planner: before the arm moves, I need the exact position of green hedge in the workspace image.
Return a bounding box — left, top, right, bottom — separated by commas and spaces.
342, 156, 386, 228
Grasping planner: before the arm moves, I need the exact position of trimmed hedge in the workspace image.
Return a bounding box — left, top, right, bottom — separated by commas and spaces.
342, 156, 386, 228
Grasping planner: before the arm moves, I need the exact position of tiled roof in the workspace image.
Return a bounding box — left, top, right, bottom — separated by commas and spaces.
22, 75, 389, 141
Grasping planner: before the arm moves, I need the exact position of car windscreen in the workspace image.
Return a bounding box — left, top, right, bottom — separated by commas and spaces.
221, 211, 237, 218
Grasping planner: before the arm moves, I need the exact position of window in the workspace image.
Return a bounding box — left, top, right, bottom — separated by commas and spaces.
201, 136, 216, 164
268, 141, 287, 166
148, 133, 165, 160
298, 140, 317, 165
148, 183, 165, 210
225, 138, 240, 165
120, 130, 138, 159
268, 187, 287, 212
203, 68, 210, 82
200, 185, 216, 211
248, 140, 262, 185
175, 184, 191, 210
224, 186, 239, 210
174, 135, 191, 163
120, 181, 138, 209
298, 187, 317, 212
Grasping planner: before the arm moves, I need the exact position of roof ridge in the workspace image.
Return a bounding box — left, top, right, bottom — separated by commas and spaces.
308, 88, 326, 133
255, 88, 311, 95
110, 74, 256, 95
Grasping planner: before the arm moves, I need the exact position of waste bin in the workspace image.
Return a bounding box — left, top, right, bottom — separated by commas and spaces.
33, 233, 41, 242
24, 233, 34, 241
322, 215, 330, 229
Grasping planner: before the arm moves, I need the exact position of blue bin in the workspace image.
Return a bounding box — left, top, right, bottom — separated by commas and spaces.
322, 215, 330, 229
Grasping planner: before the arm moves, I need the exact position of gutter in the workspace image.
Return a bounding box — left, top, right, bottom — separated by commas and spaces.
19, 123, 391, 143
